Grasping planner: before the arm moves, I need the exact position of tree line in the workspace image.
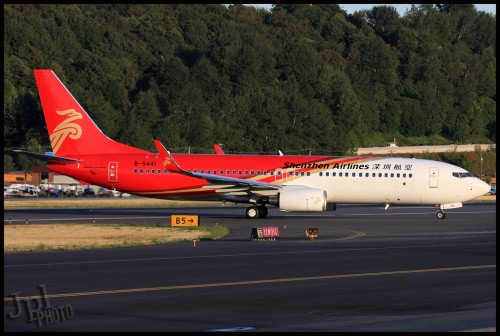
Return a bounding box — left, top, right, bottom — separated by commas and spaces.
4, 4, 496, 171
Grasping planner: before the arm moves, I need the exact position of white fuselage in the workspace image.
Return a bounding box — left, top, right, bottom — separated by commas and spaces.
280, 158, 488, 206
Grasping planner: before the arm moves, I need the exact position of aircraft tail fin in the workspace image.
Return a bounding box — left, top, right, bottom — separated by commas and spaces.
34, 69, 145, 156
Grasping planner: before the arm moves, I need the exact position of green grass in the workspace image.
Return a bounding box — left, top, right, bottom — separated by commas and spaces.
4, 223, 230, 253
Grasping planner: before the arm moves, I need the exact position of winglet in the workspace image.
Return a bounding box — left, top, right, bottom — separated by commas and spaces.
153, 140, 185, 174
214, 143, 225, 155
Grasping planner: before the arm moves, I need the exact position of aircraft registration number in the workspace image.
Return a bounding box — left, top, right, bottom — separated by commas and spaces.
134, 161, 157, 167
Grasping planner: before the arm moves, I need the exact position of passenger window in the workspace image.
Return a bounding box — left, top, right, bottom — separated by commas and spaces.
339, 172, 343, 177
245, 171, 248, 175
163, 170, 167, 174
307, 172, 310, 176
319, 172, 323, 176
301, 172, 305, 176
146, 169, 149, 174
384, 173, 388, 177
270, 171, 274, 176
359, 173, 362, 177
390, 173, 394, 178
232, 170, 236, 175
365, 173, 369, 177
134, 169, 137, 174
409, 174, 413, 178
397, 173, 400, 178
239, 170, 242, 175
251, 170, 255, 175
378, 173, 382, 177
326, 172, 329, 177
333, 172, 336, 177
140, 169, 143, 174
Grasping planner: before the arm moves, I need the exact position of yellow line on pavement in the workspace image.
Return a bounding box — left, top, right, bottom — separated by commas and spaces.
4, 264, 495, 302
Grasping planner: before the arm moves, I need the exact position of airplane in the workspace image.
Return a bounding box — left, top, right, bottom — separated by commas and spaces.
15, 69, 490, 219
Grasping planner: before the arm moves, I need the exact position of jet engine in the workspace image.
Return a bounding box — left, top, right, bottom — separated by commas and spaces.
270, 188, 327, 212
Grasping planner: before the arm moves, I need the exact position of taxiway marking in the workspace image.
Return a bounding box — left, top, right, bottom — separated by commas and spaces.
4, 264, 495, 301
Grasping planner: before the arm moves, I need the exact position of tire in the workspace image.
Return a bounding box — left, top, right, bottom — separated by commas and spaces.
257, 206, 268, 218
246, 206, 259, 219
437, 211, 446, 219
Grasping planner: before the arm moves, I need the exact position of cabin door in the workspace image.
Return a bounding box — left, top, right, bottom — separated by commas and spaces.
429, 167, 439, 188
108, 162, 118, 183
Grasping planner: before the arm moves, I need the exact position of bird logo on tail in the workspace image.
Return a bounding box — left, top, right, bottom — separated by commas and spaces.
49, 109, 83, 154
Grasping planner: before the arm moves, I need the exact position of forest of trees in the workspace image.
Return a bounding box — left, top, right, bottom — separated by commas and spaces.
4, 4, 496, 171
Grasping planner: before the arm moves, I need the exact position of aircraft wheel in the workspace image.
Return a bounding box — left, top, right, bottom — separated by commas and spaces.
246, 206, 259, 219
257, 206, 268, 218
436, 210, 446, 219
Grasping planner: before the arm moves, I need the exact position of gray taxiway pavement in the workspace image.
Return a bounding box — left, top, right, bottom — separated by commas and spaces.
4, 203, 496, 331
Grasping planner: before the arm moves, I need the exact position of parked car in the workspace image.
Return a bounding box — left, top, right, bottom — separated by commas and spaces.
98, 187, 120, 197
83, 187, 95, 197
65, 186, 83, 197
98, 187, 113, 197
490, 185, 496, 195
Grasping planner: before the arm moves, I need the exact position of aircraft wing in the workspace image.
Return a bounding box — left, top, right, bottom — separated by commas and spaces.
154, 140, 282, 196
13, 150, 82, 164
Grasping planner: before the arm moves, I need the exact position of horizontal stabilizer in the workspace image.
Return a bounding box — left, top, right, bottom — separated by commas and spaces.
13, 150, 81, 164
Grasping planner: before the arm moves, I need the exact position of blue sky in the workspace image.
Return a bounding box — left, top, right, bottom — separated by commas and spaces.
247, 4, 496, 15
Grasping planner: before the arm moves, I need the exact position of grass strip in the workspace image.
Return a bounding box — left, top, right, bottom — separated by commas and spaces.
4, 223, 229, 253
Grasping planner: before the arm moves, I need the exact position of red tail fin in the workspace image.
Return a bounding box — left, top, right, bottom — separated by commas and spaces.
34, 69, 145, 155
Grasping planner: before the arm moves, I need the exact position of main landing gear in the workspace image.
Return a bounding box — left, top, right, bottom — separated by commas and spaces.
246, 205, 268, 219
436, 210, 446, 219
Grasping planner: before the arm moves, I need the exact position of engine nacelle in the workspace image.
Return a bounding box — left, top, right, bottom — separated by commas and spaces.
273, 188, 327, 212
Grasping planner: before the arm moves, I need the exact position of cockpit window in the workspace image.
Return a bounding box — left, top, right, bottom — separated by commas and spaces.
453, 172, 473, 178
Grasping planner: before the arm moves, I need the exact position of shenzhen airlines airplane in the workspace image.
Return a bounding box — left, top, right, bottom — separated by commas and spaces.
16, 70, 490, 219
